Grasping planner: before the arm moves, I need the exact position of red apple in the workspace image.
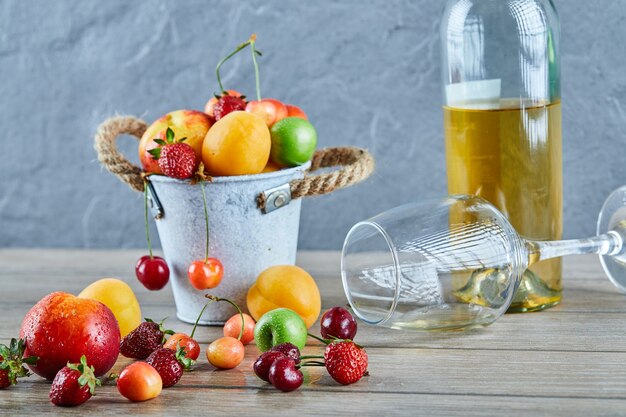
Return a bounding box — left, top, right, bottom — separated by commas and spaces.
19, 292, 120, 380
245, 98, 288, 127
138, 110, 212, 174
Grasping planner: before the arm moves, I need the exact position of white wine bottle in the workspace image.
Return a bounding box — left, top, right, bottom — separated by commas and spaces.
441, 0, 562, 312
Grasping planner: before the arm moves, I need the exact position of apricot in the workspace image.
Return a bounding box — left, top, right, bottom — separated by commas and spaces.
78, 278, 142, 338
247, 265, 321, 329
202, 111, 271, 176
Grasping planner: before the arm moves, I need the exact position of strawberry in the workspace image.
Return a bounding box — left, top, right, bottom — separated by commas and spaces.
120, 318, 173, 359
149, 128, 198, 179
0, 338, 38, 388
49, 355, 101, 407
213, 95, 247, 120
324, 341, 368, 385
146, 346, 193, 388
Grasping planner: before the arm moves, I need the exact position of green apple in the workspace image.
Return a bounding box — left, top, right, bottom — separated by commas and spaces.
269, 117, 317, 167
254, 308, 308, 352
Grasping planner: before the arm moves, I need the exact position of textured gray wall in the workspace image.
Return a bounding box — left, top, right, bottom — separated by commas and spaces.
1, 0, 625, 249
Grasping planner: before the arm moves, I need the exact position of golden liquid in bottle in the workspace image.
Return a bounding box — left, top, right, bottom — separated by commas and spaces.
444, 99, 562, 312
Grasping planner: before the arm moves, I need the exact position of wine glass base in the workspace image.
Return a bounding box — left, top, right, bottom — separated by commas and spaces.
597, 186, 626, 293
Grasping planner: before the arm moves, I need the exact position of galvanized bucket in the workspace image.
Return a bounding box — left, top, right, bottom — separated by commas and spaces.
95, 115, 375, 324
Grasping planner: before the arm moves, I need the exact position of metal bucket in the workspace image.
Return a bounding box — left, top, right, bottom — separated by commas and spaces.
94, 115, 375, 325
148, 164, 309, 324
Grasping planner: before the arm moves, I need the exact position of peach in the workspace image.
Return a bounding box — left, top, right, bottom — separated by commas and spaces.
20, 292, 120, 380
138, 110, 212, 174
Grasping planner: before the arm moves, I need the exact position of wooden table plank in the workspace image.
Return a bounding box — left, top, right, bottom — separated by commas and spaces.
1, 250, 626, 416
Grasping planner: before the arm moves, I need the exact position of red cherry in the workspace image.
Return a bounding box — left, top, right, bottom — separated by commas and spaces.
253, 351, 285, 382
188, 258, 224, 290
270, 343, 301, 364
135, 255, 169, 291
268, 357, 303, 392
320, 307, 357, 340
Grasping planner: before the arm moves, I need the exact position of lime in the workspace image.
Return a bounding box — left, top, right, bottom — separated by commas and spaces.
269, 117, 317, 167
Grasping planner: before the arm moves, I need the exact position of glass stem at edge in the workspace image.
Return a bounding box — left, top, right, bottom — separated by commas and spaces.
526, 231, 625, 266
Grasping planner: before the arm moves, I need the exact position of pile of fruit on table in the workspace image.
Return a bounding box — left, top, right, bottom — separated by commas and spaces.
1, 269, 368, 406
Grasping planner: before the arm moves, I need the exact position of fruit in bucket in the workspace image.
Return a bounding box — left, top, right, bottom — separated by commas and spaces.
78, 278, 142, 338
245, 98, 288, 126
19, 292, 120, 380
138, 110, 211, 174
253, 308, 308, 352
262, 160, 282, 173
270, 117, 317, 167
202, 111, 271, 176
149, 128, 198, 180
212, 95, 248, 121
285, 104, 308, 120
204, 89, 245, 118
247, 265, 321, 328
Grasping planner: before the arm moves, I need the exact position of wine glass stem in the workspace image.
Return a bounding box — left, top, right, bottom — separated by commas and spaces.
525, 231, 624, 266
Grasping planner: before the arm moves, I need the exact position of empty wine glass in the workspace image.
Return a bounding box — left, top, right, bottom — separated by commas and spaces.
341, 187, 626, 331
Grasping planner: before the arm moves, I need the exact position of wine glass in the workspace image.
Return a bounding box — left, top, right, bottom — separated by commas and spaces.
341, 187, 626, 331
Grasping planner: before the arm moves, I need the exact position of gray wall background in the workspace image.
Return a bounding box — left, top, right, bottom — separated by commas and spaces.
1, 0, 625, 249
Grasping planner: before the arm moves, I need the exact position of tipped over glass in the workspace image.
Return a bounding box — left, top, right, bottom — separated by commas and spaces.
341, 187, 626, 331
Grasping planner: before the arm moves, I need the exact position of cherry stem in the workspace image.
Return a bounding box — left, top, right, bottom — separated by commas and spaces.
200, 182, 209, 263
205, 295, 245, 341
190, 298, 217, 339
143, 181, 153, 259
249, 35, 262, 101
307, 333, 329, 345
299, 361, 326, 367
215, 35, 253, 94
214, 34, 262, 100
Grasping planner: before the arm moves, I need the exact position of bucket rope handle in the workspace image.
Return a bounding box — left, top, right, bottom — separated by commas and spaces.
94, 115, 375, 203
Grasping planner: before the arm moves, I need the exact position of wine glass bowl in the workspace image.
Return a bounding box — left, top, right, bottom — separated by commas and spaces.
341, 195, 525, 331
342, 189, 626, 332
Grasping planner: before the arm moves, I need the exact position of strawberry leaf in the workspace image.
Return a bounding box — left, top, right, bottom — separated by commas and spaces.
148, 148, 161, 160
154, 139, 167, 146
166, 127, 175, 143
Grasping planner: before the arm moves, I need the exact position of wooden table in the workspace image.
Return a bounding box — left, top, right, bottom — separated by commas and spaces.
1, 250, 626, 416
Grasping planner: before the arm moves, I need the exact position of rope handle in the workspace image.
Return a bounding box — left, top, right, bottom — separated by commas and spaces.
94, 115, 375, 201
